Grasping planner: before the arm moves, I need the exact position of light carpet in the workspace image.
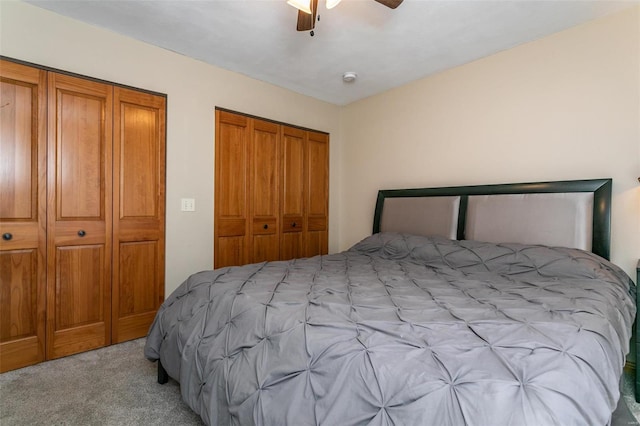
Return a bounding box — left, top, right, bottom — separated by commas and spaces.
0, 339, 202, 425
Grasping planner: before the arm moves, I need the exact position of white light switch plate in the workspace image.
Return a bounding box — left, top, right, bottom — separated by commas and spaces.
181, 198, 196, 212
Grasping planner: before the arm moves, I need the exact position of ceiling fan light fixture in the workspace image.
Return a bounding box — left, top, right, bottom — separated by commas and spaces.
326, 0, 342, 9
287, 0, 312, 14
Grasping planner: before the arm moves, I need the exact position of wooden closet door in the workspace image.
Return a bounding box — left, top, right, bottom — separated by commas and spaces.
0, 61, 47, 372
249, 119, 280, 263
46, 73, 113, 359
280, 126, 306, 261
215, 110, 250, 268
305, 131, 329, 257
112, 88, 166, 343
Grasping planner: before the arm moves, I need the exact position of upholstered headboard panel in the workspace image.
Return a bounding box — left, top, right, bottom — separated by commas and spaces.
372, 179, 612, 260
465, 193, 594, 251
379, 196, 461, 239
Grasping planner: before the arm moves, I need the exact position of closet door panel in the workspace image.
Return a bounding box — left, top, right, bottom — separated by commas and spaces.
55, 245, 105, 329
281, 126, 305, 260
0, 251, 37, 337
252, 235, 280, 263
215, 111, 249, 267
217, 237, 245, 269
305, 232, 328, 258
118, 243, 157, 313
280, 233, 303, 262
112, 88, 165, 343
305, 132, 329, 257
0, 250, 41, 369
47, 72, 112, 359
116, 241, 159, 341
250, 120, 280, 263
0, 61, 47, 372
57, 93, 103, 218
118, 104, 159, 218
1, 81, 36, 219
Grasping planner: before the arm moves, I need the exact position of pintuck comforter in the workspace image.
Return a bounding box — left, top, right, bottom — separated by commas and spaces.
145, 233, 635, 426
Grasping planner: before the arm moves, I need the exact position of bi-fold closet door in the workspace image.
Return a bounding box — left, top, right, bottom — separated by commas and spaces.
0, 60, 166, 372
280, 126, 329, 260
0, 61, 47, 372
45, 72, 114, 360
214, 109, 329, 269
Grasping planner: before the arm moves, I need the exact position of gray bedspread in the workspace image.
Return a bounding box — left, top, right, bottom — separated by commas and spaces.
145, 233, 635, 426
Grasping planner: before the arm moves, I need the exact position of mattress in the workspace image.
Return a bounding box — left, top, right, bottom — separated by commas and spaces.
145, 233, 635, 425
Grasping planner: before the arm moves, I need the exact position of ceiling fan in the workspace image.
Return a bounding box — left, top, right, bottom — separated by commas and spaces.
287, 0, 404, 35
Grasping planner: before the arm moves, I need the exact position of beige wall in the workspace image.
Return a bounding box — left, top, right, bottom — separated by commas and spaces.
0, 1, 342, 294
340, 6, 640, 280
2, 2, 638, 288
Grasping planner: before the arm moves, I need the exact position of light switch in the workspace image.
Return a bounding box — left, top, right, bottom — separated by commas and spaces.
181, 198, 195, 212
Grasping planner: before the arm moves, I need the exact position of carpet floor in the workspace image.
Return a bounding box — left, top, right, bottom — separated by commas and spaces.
0, 338, 638, 425
0, 339, 202, 425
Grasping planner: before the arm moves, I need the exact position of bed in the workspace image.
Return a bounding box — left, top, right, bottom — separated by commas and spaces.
145, 178, 636, 425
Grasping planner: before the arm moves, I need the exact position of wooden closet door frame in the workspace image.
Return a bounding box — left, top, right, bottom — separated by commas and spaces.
0, 60, 47, 372
46, 72, 113, 359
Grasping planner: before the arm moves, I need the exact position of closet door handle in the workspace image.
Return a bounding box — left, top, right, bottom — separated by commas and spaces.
263, 224, 269, 230
291, 222, 297, 228
2, 233, 12, 241
77, 230, 86, 237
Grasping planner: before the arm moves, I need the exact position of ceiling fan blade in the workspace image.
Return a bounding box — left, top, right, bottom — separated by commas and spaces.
373, 0, 403, 9
296, 0, 318, 31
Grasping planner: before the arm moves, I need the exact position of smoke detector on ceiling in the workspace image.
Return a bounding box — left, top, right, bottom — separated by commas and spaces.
342, 72, 357, 83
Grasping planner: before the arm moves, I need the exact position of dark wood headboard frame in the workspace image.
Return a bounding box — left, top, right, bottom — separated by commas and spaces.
372, 178, 612, 260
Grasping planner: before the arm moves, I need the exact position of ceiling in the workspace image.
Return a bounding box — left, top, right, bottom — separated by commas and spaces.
26, 0, 635, 105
